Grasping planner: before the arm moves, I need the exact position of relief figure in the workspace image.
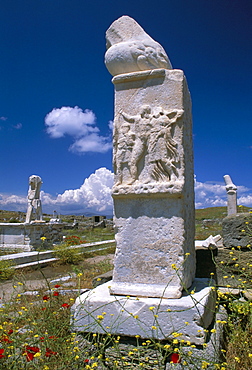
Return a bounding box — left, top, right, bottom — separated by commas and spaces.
146, 108, 183, 182
114, 122, 136, 186
115, 105, 151, 185
114, 105, 183, 185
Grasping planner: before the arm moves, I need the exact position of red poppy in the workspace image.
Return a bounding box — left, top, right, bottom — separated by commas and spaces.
0, 349, 5, 358
54, 284, 61, 288
40, 337, 45, 341
43, 295, 50, 301
1, 336, 12, 343
8, 329, 13, 335
48, 335, 58, 340
24, 346, 40, 362
84, 359, 90, 363
45, 347, 58, 357
61, 303, 70, 308
42, 307, 46, 311
170, 353, 181, 363
53, 291, 59, 297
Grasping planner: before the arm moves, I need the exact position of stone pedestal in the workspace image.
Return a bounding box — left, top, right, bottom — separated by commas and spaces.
110, 68, 195, 299
105, 15, 196, 299
72, 15, 215, 346
72, 279, 215, 345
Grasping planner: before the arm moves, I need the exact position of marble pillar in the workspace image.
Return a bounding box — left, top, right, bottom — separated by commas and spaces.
106, 16, 195, 299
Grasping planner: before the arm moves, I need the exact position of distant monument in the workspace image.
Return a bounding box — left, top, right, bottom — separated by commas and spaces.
0, 176, 64, 250
25, 175, 43, 224
223, 174, 237, 216
73, 16, 215, 346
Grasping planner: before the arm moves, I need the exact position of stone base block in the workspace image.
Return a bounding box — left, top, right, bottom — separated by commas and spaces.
109, 281, 182, 299
165, 306, 227, 369
72, 278, 216, 345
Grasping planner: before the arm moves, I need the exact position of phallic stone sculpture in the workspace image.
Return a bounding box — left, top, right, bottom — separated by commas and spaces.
105, 16, 172, 76
72, 16, 216, 346
25, 175, 43, 224
223, 174, 237, 216
106, 15, 196, 299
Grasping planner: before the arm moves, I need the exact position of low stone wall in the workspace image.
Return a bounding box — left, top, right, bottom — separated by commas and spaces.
0, 222, 64, 251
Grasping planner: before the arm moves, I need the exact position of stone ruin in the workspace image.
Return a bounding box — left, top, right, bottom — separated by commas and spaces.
72, 16, 217, 355
0, 175, 63, 251
25, 175, 44, 224
223, 174, 237, 216
222, 174, 252, 248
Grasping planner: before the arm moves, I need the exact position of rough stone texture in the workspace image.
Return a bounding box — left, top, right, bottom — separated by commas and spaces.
106, 16, 195, 299
105, 339, 163, 370
0, 223, 64, 250
72, 279, 216, 345
215, 247, 252, 288
73, 334, 164, 370
222, 213, 252, 248
92, 241, 220, 289
165, 306, 227, 370
72, 306, 226, 370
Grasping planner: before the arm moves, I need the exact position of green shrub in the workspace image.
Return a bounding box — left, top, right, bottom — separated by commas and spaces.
53, 243, 81, 265
0, 259, 15, 280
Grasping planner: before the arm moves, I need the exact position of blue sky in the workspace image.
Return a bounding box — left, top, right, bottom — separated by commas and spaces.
0, 0, 252, 215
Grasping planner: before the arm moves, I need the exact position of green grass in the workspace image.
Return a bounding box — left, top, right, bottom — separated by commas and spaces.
1, 207, 252, 368
0, 248, 251, 369
65, 227, 115, 243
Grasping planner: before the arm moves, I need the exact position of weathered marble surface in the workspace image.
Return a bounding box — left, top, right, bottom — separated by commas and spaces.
72, 16, 216, 346
105, 15, 172, 76
25, 175, 43, 224
72, 279, 216, 345
223, 174, 237, 216
106, 17, 195, 298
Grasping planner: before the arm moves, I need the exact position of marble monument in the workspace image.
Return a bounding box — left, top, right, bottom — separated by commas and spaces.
223, 174, 237, 216
25, 175, 43, 224
72, 16, 215, 345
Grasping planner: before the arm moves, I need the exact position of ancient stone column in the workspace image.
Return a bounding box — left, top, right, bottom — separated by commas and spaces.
223, 174, 237, 216
105, 16, 195, 299
25, 175, 43, 224
72, 17, 216, 346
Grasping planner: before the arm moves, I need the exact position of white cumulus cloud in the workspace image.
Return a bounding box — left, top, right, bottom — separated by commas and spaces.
56, 167, 113, 213
45, 106, 112, 153
1, 171, 252, 215
0, 168, 114, 215
69, 133, 112, 153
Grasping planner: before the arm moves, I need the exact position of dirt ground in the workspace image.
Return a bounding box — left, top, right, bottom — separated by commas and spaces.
0, 254, 114, 303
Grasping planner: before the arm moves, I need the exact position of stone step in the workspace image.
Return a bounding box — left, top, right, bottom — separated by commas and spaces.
14, 257, 58, 269
0, 240, 115, 269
